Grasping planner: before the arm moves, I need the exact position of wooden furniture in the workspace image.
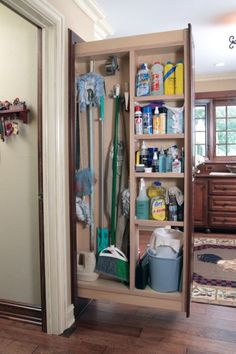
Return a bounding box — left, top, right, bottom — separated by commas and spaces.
0, 105, 29, 124
194, 174, 236, 230
74, 26, 193, 315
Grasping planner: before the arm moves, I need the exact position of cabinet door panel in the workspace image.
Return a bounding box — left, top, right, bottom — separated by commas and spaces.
209, 212, 236, 228
209, 196, 236, 212
209, 179, 236, 195
194, 179, 208, 227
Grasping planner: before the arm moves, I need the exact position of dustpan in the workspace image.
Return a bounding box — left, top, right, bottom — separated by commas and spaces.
96, 246, 129, 283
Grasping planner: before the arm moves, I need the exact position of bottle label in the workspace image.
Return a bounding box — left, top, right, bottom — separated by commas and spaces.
153, 116, 161, 134
135, 117, 143, 134
136, 73, 150, 96
151, 73, 161, 92
143, 113, 152, 134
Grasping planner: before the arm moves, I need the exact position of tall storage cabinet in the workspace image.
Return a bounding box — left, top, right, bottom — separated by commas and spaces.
74, 26, 193, 315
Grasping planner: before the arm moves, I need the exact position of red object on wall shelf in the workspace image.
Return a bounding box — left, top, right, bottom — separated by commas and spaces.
0, 106, 29, 124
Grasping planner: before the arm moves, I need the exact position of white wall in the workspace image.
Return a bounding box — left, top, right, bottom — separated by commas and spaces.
0, 4, 40, 305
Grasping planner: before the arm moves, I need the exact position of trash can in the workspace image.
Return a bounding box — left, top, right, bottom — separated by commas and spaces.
148, 247, 183, 292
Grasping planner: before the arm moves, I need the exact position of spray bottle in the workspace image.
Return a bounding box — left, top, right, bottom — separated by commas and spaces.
136, 178, 149, 219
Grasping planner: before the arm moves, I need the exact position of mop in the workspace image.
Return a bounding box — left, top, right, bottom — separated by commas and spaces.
76, 62, 105, 281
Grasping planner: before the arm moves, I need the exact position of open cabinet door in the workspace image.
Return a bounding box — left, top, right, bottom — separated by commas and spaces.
183, 23, 195, 317
73, 27, 194, 316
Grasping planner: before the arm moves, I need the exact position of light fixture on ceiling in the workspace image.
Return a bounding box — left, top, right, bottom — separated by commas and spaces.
214, 62, 225, 67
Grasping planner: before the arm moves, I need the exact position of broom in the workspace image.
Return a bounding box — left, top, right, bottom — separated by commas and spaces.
96, 84, 129, 283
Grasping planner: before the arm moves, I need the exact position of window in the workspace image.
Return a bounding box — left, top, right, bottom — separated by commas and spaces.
214, 102, 236, 157
194, 104, 207, 158
194, 92, 236, 162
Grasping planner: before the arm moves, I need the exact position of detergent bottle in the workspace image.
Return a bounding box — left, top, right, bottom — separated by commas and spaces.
151, 61, 163, 95
136, 63, 151, 97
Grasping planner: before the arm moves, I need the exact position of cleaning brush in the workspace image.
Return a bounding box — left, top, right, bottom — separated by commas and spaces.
96, 246, 129, 283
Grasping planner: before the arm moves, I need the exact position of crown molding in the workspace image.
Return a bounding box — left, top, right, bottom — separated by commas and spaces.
73, 0, 113, 39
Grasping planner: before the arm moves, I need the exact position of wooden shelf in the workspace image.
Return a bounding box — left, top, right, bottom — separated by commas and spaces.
0, 107, 29, 124
134, 134, 184, 140
77, 277, 182, 311
135, 172, 184, 178
134, 94, 184, 102
135, 220, 184, 227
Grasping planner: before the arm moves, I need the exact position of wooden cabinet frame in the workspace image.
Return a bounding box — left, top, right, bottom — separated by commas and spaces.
73, 26, 193, 316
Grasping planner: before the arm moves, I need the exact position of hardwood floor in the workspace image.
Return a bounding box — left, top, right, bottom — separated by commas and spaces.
0, 300, 236, 353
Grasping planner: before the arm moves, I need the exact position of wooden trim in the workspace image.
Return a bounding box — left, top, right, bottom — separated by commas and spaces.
0, 300, 42, 325
37, 27, 47, 332
196, 90, 236, 100
68, 29, 92, 319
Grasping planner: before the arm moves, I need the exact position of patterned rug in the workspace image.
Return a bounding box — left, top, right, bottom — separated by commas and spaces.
192, 237, 236, 307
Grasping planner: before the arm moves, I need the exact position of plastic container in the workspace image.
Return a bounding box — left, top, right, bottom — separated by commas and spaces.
136, 178, 149, 219
148, 248, 183, 292
175, 61, 184, 95
140, 141, 148, 166
168, 194, 178, 221
152, 151, 158, 172
166, 148, 173, 172
166, 105, 184, 134
142, 106, 153, 134
134, 106, 143, 135
136, 63, 151, 97
151, 61, 163, 95
152, 107, 161, 134
158, 107, 167, 134
163, 61, 175, 95
135, 253, 149, 289
159, 148, 166, 173
147, 181, 166, 199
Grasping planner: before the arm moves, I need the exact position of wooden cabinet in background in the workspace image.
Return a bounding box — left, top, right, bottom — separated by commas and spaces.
193, 178, 208, 228
194, 176, 236, 231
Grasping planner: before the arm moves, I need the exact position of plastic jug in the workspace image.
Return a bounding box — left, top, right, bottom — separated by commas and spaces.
151, 61, 163, 95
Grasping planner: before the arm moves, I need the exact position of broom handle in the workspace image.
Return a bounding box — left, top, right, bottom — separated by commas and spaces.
100, 96, 105, 228
89, 60, 94, 251
111, 93, 119, 245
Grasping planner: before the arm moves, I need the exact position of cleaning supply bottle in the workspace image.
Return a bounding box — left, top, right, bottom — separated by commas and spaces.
142, 106, 153, 134
152, 151, 159, 172
166, 147, 173, 172
168, 194, 178, 221
151, 61, 163, 95
152, 106, 161, 134
159, 106, 167, 134
136, 63, 151, 97
150, 194, 167, 221
147, 181, 166, 198
175, 61, 184, 95
140, 141, 148, 167
159, 148, 166, 173
163, 61, 175, 95
134, 106, 143, 135
172, 156, 181, 173
136, 178, 149, 219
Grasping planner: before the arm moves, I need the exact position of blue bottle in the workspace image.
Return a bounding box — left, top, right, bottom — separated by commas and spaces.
142, 106, 153, 135
159, 148, 166, 173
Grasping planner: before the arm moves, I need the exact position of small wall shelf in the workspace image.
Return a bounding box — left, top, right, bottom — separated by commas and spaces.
0, 106, 29, 124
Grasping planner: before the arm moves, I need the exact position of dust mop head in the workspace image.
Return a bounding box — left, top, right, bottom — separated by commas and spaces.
77, 72, 105, 112
96, 246, 129, 283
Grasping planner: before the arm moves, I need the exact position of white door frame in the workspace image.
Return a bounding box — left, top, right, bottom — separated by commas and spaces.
2, 0, 74, 334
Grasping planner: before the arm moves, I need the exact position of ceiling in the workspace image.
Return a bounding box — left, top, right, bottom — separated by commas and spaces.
95, 0, 236, 80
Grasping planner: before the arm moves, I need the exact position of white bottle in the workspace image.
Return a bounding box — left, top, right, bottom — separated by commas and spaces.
151, 61, 164, 95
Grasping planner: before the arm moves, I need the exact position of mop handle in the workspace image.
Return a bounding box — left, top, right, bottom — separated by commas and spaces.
99, 96, 105, 228
110, 88, 120, 245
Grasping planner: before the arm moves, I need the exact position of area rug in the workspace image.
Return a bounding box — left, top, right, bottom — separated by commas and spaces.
192, 237, 236, 307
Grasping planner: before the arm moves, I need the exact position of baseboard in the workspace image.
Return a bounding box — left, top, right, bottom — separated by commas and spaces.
0, 299, 42, 325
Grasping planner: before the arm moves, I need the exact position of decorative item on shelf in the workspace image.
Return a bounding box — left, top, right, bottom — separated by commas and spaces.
0, 97, 29, 126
